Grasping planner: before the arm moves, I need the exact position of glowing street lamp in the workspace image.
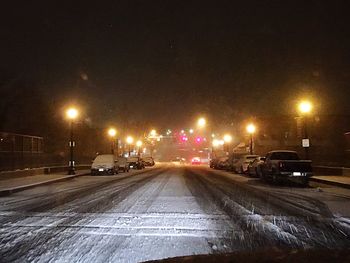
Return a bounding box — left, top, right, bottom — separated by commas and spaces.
223, 134, 233, 153
298, 100, 313, 159
150, 129, 157, 137
136, 140, 143, 147
246, 123, 256, 155
65, 107, 79, 175
126, 136, 134, 156
298, 100, 313, 114
223, 134, 232, 143
108, 128, 117, 137
212, 139, 220, 147
197, 117, 206, 128
107, 128, 117, 154
66, 108, 78, 120
136, 140, 143, 156
246, 124, 256, 134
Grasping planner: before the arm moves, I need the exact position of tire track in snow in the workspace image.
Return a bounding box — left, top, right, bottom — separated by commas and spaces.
0, 168, 167, 262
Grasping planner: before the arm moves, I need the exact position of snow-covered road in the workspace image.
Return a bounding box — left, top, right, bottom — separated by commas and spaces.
0, 164, 349, 262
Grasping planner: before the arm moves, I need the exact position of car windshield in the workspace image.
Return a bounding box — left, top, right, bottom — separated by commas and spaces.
93, 155, 114, 163
1, 1, 350, 262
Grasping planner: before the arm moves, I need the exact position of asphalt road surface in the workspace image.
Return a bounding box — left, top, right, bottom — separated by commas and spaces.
0, 164, 350, 262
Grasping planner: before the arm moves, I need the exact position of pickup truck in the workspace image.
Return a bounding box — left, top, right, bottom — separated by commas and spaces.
260, 150, 312, 186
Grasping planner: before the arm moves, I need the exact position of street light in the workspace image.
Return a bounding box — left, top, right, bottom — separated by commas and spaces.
223, 134, 233, 153
197, 117, 206, 128
223, 134, 232, 143
298, 100, 313, 159
298, 100, 312, 114
150, 129, 157, 137
136, 140, 143, 156
246, 123, 256, 155
66, 107, 79, 175
212, 139, 220, 147
107, 128, 117, 154
126, 136, 134, 156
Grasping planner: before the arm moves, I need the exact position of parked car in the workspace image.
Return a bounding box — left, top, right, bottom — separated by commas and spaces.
143, 156, 155, 166
127, 156, 145, 170
247, 157, 265, 177
116, 157, 130, 172
91, 154, 118, 175
232, 155, 259, 174
260, 150, 312, 186
217, 156, 229, 170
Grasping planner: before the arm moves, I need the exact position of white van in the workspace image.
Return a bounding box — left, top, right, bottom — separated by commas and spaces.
91, 154, 118, 175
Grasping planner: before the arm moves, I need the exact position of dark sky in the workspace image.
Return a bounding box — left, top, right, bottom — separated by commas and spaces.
1, 0, 350, 130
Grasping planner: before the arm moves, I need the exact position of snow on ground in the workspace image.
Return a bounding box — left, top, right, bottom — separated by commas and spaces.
0, 168, 236, 262
1, 166, 350, 262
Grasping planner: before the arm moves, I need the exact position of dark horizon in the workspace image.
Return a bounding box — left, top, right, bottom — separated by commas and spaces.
1, 1, 350, 132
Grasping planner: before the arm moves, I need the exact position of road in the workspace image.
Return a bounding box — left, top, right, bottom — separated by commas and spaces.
0, 164, 350, 262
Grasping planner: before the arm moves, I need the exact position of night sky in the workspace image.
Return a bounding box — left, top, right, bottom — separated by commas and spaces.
1, 1, 350, 131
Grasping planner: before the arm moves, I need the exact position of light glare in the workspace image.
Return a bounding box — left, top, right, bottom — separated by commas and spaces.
298, 100, 312, 114
108, 128, 117, 137
66, 108, 78, 120
246, 124, 256, 134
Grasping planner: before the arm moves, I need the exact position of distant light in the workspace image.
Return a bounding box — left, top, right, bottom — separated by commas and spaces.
197, 117, 206, 128
298, 100, 312, 114
223, 134, 232, 143
66, 107, 78, 120
212, 139, 220, 147
107, 128, 117, 137
195, 137, 203, 143
246, 124, 256, 134
150, 129, 157, 137
126, 136, 134, 144
136, 140, 143, 147
211, 133, 215, 138
189, 129, 194, 134
181, 135, 188, 142
180, 130, 185, 134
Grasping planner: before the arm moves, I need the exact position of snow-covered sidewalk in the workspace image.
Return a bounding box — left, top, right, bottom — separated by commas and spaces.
0, 170, 90, 196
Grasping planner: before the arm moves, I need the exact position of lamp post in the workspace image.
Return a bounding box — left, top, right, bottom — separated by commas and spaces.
298, 100, 313, 159
107, 128, 117, 154
246, 123, 256, 155
136, 140, 143, 156
66, 107, 78, 175
126, 136, 134, 157
223, 134, 232, 153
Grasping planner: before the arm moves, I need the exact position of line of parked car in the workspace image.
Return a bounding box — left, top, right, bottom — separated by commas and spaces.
91, 154, 155, 175
210, 150, 313, 186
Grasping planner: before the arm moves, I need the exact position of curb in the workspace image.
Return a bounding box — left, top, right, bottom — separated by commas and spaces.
309, 177, 350, 189
0, 172, 90, 197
